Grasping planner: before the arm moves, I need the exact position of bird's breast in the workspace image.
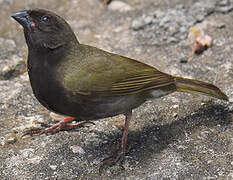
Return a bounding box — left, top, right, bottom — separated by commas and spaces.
28, 55, 65, 113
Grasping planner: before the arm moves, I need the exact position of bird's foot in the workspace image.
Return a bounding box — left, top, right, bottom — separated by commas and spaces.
99, 149, 125, 174
23, 117, 94, 136
99, 111, 132, 174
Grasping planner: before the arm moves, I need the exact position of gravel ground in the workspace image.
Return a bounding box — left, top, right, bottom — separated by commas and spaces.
0, 0, 232, 179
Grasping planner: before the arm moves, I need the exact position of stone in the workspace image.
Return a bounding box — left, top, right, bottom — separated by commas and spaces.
108, 1, 133, 12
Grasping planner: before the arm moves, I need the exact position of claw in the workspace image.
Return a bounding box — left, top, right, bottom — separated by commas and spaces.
99, 149, 125, 174
23, 117, 94, 136
22, 128, 44, 137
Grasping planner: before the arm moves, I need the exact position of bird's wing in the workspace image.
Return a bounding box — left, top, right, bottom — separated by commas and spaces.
63, 47, 174, 97
109, 73, 174, 96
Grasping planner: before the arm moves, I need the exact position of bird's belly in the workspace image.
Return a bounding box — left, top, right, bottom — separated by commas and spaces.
30, 79, 145, 120
65, 95, 146, 120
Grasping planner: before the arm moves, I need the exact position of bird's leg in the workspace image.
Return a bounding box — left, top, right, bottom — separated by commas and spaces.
99, 111, 132, 173
24, 117, 94, 136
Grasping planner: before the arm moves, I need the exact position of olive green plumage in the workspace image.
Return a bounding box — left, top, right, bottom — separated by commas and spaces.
60, 43, 228, 101
61, 45, 173, 96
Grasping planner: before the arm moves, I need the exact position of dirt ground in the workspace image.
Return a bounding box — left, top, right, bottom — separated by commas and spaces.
0, 0, 232, 179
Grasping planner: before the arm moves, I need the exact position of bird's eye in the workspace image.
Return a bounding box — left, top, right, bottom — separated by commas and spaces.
41, 15, 49, 22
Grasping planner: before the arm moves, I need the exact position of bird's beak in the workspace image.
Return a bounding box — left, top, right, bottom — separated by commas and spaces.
11, 10, 31, 28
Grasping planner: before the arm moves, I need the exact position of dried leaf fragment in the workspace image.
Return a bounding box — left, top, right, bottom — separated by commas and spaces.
187, 27, 213, 58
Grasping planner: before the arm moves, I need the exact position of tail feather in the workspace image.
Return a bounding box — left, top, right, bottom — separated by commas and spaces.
175, 77, 228, 101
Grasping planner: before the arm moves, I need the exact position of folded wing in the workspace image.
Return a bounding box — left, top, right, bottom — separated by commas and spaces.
63, 47, 175, 97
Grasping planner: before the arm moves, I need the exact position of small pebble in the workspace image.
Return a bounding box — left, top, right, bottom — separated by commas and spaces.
108, 1, 133, 12
179, 55, 188, 63
70, 145, 85, 154
50, 165, 57, 170
217, 0, 229, 6
201, 102, 205, 106
227, 173, 233, 178
168, 37, 178, 43
132, 15, 153, 30
2, 65, 10, 72
171, 104, 179, 109
2, 134, 17, 145
6, 137, 17, 144
172, 113, 178, 117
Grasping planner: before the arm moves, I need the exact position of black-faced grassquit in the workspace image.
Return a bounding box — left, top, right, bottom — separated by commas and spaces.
12, 9, 228, 170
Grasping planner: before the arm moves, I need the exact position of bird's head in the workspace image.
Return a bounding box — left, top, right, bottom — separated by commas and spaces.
12, 9, 78, 50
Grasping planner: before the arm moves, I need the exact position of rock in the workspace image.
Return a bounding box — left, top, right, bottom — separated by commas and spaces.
218, 0, 230, 6
216, 0, 233, 13
50, 165, 57, 170
172, 113, 178, 117
0, 38, 16, 51
216, 5, 233, 13
167, 37, 178, 43
131, 15, 153, 30
179, 55, 188, 63
171, 105, 179, 109
0, 134, 17, 146
108, 1, 133, 12
228, 173, 233, 178
70, 145, 85, 154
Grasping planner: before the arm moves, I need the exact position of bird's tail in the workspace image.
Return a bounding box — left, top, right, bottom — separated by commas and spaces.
175, 77, 228, 101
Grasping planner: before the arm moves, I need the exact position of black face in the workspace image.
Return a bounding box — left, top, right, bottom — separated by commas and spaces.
12, 9, 77, 49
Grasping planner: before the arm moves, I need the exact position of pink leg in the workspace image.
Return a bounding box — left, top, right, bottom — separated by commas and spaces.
24, 117, 94, 136
99, 111, 132, 173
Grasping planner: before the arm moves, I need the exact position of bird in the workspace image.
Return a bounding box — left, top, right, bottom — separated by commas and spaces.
11, 8, 228, 169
